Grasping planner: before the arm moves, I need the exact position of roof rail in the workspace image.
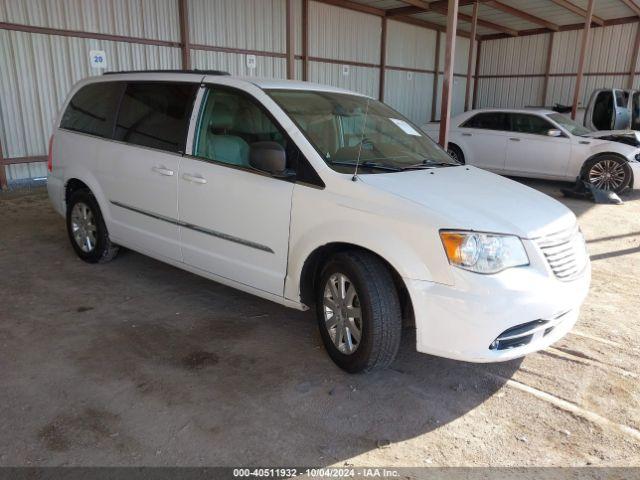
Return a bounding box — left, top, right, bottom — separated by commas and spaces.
103, 69, 230, 76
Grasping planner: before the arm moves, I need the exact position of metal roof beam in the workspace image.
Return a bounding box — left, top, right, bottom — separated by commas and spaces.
550, 0, 605, 26
618, 0, 640, 17
484, 0, 560, 31
398, 1, 518, 36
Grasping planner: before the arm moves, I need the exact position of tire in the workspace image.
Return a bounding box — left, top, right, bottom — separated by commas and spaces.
66, 188, 119, 263
581, 155, 631, 194
315, 251, 402, 373
447, 143, 465, 165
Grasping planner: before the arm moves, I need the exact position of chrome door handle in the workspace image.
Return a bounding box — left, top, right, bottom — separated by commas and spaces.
182, 173, 207, 184
509, 137, 521, 142
152, 166, 174, 176
462, 133, 472, 137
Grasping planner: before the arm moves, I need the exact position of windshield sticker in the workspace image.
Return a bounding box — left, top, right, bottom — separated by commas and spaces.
389, 118, 422, 136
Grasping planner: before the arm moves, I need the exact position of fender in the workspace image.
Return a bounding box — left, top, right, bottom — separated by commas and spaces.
283, 216, 450, 303
62, 166, 111, 224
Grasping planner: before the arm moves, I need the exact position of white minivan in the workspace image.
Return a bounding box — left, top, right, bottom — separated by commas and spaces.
47, 71, 591, 373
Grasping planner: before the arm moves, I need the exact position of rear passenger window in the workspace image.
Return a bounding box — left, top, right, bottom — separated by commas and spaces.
461, 112, 508, 131
114, 82, 198, 153
60, 82, 123, 138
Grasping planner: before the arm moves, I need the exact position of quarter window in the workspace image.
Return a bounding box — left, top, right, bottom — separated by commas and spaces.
60, 82, 124, 138
461, 112, 509, 131
114, 82, 198, 153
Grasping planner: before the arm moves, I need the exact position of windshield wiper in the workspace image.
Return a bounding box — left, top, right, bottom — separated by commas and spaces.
330, 160, 402, 172
401, 161, 459, 170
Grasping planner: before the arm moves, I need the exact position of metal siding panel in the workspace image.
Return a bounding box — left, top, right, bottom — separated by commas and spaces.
189, 0, 286, 53
551, 29, 581, 74
481, 34, 550, 76
586, 23, 637, 73
308, 61, 379, 97
309, 1, 381, 64
438, 35, 471, 74
476, 77, 544, 108
0, 30, 180, 181
433, 74, 467, 120
386, 19, 437, 70
0, 0, 180, 41
383, 69, 434, 125
191, 49, 287, 78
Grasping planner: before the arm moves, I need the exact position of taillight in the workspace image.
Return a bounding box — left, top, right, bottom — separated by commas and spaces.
47, 135, 54, 172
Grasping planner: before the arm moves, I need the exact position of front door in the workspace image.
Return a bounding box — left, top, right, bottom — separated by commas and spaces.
178, 86, 295, 296
504, 113, 571, 179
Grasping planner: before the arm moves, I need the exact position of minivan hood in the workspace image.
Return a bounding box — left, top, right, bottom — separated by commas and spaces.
361, 166, 575, 238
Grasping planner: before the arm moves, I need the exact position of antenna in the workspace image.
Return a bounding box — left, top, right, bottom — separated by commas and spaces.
352, 98, 371, 182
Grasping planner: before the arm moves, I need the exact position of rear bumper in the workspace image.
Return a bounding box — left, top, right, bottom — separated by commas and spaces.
406, 257, 591, 363
47, 174, 65, 216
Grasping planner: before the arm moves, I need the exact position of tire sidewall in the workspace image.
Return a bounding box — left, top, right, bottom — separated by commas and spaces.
316, 256, 377, 373
66, 189, 110, 263
582, 155, 631, 193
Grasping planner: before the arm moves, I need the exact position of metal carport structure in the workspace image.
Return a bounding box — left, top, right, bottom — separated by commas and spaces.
2, 0, 640, 189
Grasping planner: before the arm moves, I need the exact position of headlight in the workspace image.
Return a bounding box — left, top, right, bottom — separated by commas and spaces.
440, 230, 529, 274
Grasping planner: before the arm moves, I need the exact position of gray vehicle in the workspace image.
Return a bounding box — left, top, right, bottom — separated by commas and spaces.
549, 89, 640, 148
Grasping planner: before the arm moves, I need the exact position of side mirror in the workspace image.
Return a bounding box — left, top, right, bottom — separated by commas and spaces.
249, 142, 294, 178
547, 129, 563, 137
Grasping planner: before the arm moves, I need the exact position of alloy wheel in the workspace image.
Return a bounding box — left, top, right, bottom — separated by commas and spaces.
323, 273, 363, 355
588, 159, 626, 191
70, 202, 97, 253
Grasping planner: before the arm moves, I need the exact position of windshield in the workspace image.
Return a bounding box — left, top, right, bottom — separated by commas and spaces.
266, 89, 457, 174
547, 113, 592, 136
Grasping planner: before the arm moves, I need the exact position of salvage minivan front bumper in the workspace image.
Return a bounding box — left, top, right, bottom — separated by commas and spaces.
406, 240, 591, 363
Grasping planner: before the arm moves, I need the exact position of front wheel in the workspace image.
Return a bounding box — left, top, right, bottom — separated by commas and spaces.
315, 251, 402, 373
582, 156, 631, 194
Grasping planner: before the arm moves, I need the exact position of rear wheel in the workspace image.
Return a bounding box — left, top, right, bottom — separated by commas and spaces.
66, 188, 119, 263
582, 155, 631, 193
315, 251, 402, 373
447, 143, 465, 164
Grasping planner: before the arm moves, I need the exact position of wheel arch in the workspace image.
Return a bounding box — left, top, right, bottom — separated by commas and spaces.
446, 142, 466, 164
298, 242, 414, 324
579, 151, 629, 178
62, 170, 111, 221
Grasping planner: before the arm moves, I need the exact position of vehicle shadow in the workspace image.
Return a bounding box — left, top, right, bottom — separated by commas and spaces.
2, 191, 523, 467
63, 248, 523, 466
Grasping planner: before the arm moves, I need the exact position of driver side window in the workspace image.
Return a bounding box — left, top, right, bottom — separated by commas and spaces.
508, 113, 555, 135
194, 88, 288, 168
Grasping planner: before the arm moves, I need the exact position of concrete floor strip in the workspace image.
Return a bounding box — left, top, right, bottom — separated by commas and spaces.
545, 347, 639, 379
492, 375, 640, 443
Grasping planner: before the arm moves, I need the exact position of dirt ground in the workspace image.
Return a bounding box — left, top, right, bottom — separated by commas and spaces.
0, 180, 639, 467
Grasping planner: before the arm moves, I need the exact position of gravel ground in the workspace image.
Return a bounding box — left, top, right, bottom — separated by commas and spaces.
0, 181, 638, 467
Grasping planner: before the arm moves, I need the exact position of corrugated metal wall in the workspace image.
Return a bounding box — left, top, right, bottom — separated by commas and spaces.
0, 0, 472, 183
477, 22, 639, 110
0, 0, 181, 182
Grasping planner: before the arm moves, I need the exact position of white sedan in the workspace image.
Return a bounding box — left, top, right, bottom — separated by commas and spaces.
423, 108, 640, 193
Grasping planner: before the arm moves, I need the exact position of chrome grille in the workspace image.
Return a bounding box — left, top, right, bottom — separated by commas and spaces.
533, 226, 588, 281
